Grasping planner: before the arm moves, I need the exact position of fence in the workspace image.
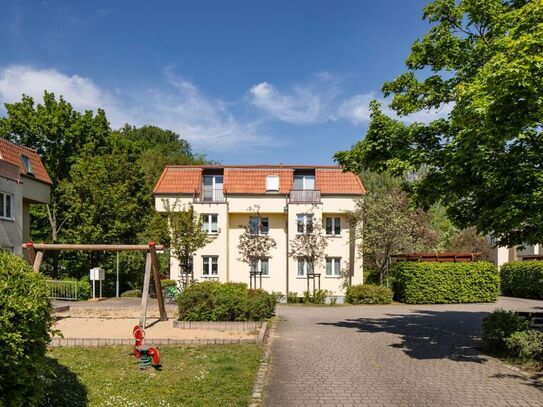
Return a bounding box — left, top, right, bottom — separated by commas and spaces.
47, 280, 78, 301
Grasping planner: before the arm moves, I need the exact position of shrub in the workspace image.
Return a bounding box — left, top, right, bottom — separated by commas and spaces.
303, 289, 332, 304
501, 261, 543, 299
271, 291, 285, 303
345, 284, 393, 304
77, 277, 91, 300
0, 252, 52, 406
177, 281, 276, 321
482, 309, 528, 354
160, 279, 177, 289
393, 261, 499, 304
121, 289, 142, 298
505, 330, 543, 361
287, 291, 300, 304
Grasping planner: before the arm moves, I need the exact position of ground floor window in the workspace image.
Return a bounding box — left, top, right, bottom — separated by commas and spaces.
202, 256, 218, 276
325, 257, 341, 276
0, 191, 13, 220
297, 258, 314, 276
250, 258, 269, 276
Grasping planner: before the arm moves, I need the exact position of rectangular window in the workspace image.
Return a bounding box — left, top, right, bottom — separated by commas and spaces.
326, 258, 342, 276
249, 216, 269, 235
250, 258, 270, 276
266, 175, 279, 192
296, 214, 313, 234
297, 258, 314, 276
202, 256, 218, 276
294, 175, 315, 190
325, 217, 341, 235
202, 175, 224, 202
0, 192, 13, 220
21, 155, 33, 175
202, 214, 218, 233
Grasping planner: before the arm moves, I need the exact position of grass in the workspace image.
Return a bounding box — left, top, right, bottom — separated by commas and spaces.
42, 344, 264, 406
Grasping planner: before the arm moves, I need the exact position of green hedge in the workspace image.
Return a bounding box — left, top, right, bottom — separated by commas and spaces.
0, 252, 52, 406
393, 261, 499, 304
501, 261, 543, 299
345, 284, 393, 304
177, 281, 276, 321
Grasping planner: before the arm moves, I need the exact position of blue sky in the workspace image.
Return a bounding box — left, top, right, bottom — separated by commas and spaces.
0, 0, 448, 164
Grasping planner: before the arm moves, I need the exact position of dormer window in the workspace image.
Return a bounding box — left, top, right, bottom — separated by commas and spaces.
266, 175, 279, 192
21, 155, 34, 176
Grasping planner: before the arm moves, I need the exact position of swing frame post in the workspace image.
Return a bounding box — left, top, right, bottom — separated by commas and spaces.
21, 242, 168, 328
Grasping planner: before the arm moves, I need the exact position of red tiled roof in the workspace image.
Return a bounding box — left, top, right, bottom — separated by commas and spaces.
224, 168, 293, 193
0, 139, 52, 185
316, 168, 366, 194
153, 167, 202, 193
154, 165, 364, 195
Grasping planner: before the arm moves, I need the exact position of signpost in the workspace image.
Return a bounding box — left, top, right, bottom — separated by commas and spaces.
90, 267, 105, 299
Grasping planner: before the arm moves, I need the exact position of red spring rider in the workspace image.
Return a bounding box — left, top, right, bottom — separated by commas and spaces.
132, 325, 160, 369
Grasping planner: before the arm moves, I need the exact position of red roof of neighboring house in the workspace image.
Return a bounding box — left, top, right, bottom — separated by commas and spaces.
154, 165, 364, 195
0, 139, 52, 185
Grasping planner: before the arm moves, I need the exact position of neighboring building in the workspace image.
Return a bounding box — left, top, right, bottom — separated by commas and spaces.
493, 244, 542, 268
0, 139, 52, 255
154, 165, 365, 296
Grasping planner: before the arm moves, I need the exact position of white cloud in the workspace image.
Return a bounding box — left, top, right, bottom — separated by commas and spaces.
248, 73, 341, 124
338, 91, 453, 125
0, 65, 270, 152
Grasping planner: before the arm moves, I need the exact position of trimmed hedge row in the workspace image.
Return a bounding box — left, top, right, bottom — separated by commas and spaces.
393, 261, 499, 304
501, 261, 543, 299
177, 281, 276, 321
0, 252, 52, 406
345, 284, 393, 304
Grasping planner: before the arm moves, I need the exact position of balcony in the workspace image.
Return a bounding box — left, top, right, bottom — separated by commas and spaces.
0, 159, 20, 182
289, 189, 321, 204
194, 188, 226, 203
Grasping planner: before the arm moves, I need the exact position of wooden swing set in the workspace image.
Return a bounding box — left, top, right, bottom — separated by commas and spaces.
22, 242, 167, 328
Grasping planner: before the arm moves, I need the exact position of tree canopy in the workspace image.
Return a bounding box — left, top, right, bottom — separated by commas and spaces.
335, 0, 543, 247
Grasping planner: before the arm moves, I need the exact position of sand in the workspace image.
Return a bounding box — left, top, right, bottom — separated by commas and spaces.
54, 317, 256, 341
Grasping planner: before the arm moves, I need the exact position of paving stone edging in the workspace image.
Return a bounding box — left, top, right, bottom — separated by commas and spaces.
250, 319, 275, 407
173, 320, 262, 331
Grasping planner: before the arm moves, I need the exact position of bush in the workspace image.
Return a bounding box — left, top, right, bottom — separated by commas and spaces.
302, 289, 333, 304
501, 261, 543, 299
160, 279, 177, 289
393, 261, 499, 304
287, 291, 300, 304
505, 330, 543, 361
177, 281, 276, 321
121, 289, 142, 298
0, 252, 52, 406
77, 277, 91, 300
482, 309, 528, 354
345, 284, 393, 304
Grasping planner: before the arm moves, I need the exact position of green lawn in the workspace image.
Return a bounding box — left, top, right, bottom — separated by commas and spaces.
42, 344, 264, 407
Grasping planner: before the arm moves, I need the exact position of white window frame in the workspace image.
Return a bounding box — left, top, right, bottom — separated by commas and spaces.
325, 257, 342, 277
0, 192, 14, 221
202, 256, 219, 277
294, 175, 315, 190
249, 216, 269, 235
296, 213, 314, 234
266, 175, 280, 192
325, 217, 341, 236
297, 258, 314, 277
202, 213, 219, 234
250, 258, 270, 276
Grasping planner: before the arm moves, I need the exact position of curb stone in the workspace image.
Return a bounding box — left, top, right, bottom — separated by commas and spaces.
249, 319, 276, 407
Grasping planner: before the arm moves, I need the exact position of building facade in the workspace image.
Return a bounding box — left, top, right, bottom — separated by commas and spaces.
0, 139, 52, 255
154, 165, 365, 296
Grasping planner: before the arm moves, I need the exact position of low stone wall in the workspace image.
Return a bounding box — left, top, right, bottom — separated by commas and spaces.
173, 320, 263, 331
49, 337, 258, 347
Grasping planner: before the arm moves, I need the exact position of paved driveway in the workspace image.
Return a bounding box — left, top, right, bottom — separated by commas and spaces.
263, 297, 543, 407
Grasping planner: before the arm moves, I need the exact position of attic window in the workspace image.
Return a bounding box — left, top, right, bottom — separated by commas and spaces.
266, 175, 279, 192
21, 155, 34, 176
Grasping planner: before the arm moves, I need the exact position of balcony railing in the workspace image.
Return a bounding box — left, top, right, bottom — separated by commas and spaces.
194, 188, 226, 203
0, 159, 20, 182
289, 189, 321, 204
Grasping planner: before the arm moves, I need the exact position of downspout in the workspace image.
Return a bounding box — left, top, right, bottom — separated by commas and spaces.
285, 194, 289, 296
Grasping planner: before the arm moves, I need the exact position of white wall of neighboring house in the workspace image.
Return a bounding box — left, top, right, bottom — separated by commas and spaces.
493, 244, 542, 268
